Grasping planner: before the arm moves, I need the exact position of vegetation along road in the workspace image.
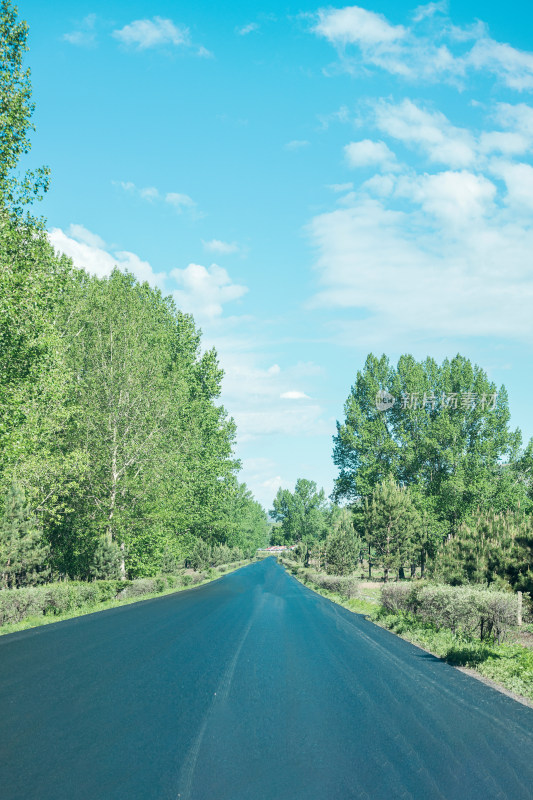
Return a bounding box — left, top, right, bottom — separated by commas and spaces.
1, 557, 532, 800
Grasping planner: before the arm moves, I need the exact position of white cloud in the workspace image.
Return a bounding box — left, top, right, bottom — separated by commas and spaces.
479, 131, 529, 156
112, 17, 190, 50
170, 263, 248, 318
116, 181, 136, 193
412, 2, 447, 23
489, 161, 533, 210
48, 226, 166, 287
395, 170, 497, 226
284, 140, 311, 151
280, 391, 311, 400
374, 99, 476, 167
344, 139, 398, 170
493, 103, 533, 138
312, 5, 533, 90
203, 239, 240, 255
165, 192, 196, 212
314, 6, 405, 46
140, 186, 159, 201
468, 38, 533, 91
115, 181, 198, 214
307, 186, 533, 345
236, 23, 259, 36
66, 224, 106, 249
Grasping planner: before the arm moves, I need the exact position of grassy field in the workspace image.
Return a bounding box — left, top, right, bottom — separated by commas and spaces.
280, 557, 533, 704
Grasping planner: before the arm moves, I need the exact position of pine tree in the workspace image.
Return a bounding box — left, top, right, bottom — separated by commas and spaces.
0, 482, 49, 587
364, 476, 420, 581
325, 510, 360, 575
89, 538, 122, 580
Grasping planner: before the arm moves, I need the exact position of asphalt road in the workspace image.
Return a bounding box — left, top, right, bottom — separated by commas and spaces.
1, 557, 532, 800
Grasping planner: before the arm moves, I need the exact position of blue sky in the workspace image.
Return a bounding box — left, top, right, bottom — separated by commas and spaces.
20, 1, 533, 509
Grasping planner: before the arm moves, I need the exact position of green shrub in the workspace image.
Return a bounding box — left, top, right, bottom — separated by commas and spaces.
0, 586, 45, 625
381, 583, 413, 613
380, 583, 520, 642
115, 578, 159, 599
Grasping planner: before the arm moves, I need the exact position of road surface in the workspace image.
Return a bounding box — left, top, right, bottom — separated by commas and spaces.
1, 557, 532, 799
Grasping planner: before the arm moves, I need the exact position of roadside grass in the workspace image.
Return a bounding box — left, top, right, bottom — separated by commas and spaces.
0, 560, 252, 637
280, 557, 533, 703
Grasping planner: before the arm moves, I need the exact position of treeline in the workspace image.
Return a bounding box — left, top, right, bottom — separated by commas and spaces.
0, 1, 268, 589
272, 354, 533, 595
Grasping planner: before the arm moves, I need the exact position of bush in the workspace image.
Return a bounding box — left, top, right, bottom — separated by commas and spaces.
305, 572, 360, 599
0, 586, 44, 625
115, 578, 159, 599
187, 540, 211, 571
381, 583, 414, 613
380, 583, 520, 642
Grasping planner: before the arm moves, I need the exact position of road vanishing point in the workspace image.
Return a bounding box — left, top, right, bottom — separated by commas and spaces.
1, 557, 532, 799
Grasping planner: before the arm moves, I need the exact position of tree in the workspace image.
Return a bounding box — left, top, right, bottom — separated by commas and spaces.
0, 0, 80, 537
0, 482, 49, 587
325, 508, 361, 575
0, 0, 49, 216
88, 539, 122, 580
363, 477, 421, 581
432, 509, 533, 591
270, 479, 328, 546
334, 353, 525, 538
222, 482, 269, 556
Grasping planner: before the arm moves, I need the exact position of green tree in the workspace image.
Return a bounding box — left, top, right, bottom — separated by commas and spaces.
0, 0, 50, 216
0, 482, 49, 587
222, 482, 269, 556
432, 509, 533, 591
270, 479, 328, 546
363, 477, 421, 581
325, 508, 361, 575
334, 353, 525, 537
88, 538, 122, 580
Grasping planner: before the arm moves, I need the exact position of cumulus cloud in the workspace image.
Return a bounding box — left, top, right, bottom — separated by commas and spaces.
280, 391, 311, 399
48, 225, 166, 286
165, 192, 196, 212
374, 99, 476, 167
112, 17, 190, 49
314, 6, 405, 47
170, 263, 248, 318
344, 139, 398, 170
468, 38, 533, 91
395, 170, 497, 225
489, 161, 533, 210
49, 226, 252, 325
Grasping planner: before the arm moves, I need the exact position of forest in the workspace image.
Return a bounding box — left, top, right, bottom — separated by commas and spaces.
0, 0, 269, 591
272, 353, 533, 597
